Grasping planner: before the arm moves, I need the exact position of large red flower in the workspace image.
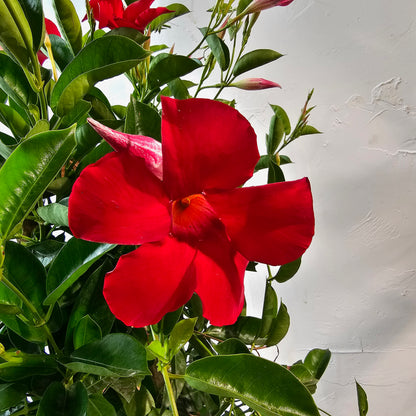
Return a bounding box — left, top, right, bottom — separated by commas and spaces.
69, 98, 314, 327
89, 0, 172, 32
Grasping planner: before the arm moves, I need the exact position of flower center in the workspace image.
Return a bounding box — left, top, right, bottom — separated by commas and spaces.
171, 193, 220, 243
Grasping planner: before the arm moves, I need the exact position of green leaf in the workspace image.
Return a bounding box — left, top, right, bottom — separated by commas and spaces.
265, 302, 290, 346
201, 27, 230, 71
106, 27, 148, 44
185, 354, 320, 416
26, 119, 50, 139
237, 0, 252, 15
356, 381, 368, 416
52, 0, 83, 54
289, 364, 318, 394
148, 53, 201, 89
44, 238, 115, 305
299, 125, 321, 136
60, 99, 91, 128
50, 36, 150, 116
0, 103, 30, 138
29, 239, 64, 267
0, 382, 26, 411
233, 49, 283, 77
18, 0, 44, 52
267, 158, 285, 183
37, 200, 69, 227
0, 0, 33, 66
125, 96, 161, 140
267, 114, 285, 155
0, 351, 57, 381
150, 3, 190, 32
0, 52, 36, 107
49, 33, 75, 71
258, 282, 278, 338
304, 349, 331, 380
273, 257, 302, 283
167, 78, 191, 99
254, 154, 271, 172
0, 126, 75, 239
37, 381, 88, 416
168, 318, 197, 360
214, 338, 250, 355
270, 104, 291, 135
88, 394, 117, 416
73, 314, 102, 349
121, 386, 155, 416
68, 334, 151, 377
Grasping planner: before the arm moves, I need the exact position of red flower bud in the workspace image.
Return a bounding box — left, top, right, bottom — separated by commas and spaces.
245, 0, 295, 14
231, 78, 282, 90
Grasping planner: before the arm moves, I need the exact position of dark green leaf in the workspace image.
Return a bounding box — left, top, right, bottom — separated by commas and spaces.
265, 302, 290, 347
273, 257, 302, 283
52, 0, 83, 54
289, 364, 318, 394
88, 394, 117, 416
214, 338, 250, 355
106, 27, 148, 44
185, 354, 320, 416
0, 52, 36, 107
68, 334, 151, 377
73, 122, 102, 161
233, 49, 283, 77
37, 381, 88, 416
29, 240, 64, 267
201, 27, 230, 71
37, 201, 69, 227
267, 114, 285, 155
121, 386, 155, 416
60, 99, 91, 128
148, 53, 201, 89
267, 159, 285, 183
0, 382, 26, 411
125, 96, 161, 140
150, 3, 190, 32
44, 238, 115, 305
304, 349, 331, 380
237, 0, 252, 15
85, 87, 115, 120
270, 104, 291, 135
18, 0, 43, 51
167, 78, 191, 99
168, 318, 197, 360
0, 103, 30, 138
255, 154, 271, 172
0, 126, 76, 239
50, 36, 150, 116
49, 33, 75, 71
258, 282, 278, 338
356, 381, 368, 416
73, 315, 102, 349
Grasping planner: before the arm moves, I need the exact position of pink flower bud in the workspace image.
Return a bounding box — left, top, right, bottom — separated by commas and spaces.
245, 0, 295, 14
231, 78, 282, 90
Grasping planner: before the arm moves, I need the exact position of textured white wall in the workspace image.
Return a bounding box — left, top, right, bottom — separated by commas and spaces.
46, 1, 416, 414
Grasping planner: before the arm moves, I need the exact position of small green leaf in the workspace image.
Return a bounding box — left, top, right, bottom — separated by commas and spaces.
201, 27, 230, 71
356, 381, 368, 416
270, 104, 291, 135
267, 114, 285, 155
88, 394, 117, 416
68, 334, 150, 377
18, 0, 44, 52
185, 354, 320, 416
273, 257, 302, 283
148, 53, 201, 89
289, 364, 318, 394
0, 383, 26, 411
125, 96, 161, 140
168, 317, 197, 360
37, 381, 88, 416
267, 158, 285, 183
304, 349, 331, 380
265, 302, 290, 346
300, 125, 322, 136
214, 338, 250, 355
233, 49, 283, 77
60, 99, 91, 128
37, 200, 69, 227
150, 3, 190, 32
0, 126, 75, 239
258, 282, 278, 338
52, 0, 83, 54
44, 238, 115, 305
73, 315, 102, 349
237, 0, 252, 15
50, 36, 150, 116
0, 103, 30, 138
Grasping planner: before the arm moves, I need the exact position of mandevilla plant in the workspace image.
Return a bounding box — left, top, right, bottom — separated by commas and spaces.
0, 0, 368, 415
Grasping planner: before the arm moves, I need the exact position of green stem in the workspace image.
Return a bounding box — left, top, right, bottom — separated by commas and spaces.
161, 364, 180, 416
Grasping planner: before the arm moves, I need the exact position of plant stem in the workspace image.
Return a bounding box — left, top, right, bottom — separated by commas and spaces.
161, 364, 180, 416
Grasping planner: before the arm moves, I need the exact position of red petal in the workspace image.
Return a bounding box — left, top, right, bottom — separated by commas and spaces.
132, 8, 173, 31
207, 178, 315, 265
194, 231, 248, 326
123, 0, 154, 22
161, 97, 259, 199
37, 51, 47, 65
69, 152, 170, 245
45, 18, 61, 36
103, 236, 196, 327
88, 118, 163, 180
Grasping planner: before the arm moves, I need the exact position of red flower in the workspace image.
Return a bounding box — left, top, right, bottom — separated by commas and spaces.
69, 98, 314, 327
37, 19, 61, 65
89, 0, 172, 32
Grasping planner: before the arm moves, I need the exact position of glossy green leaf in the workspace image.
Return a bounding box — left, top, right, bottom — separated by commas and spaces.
44, 238, 115, 305
255, 154, 271, 172
267, 159, 285, 183
29, 240, 64, 267
168, 318, 197, 360
37, 200, 69, 227
150, 3, 190, 32
356, 381, 368, 416
73, 315, 102, 349
0, 126, 75, 239
304, 349, 331, 380
167, 77, 191, 99
0, 140, 12, 159
273, 257, 302, 283
52, 0, 82, 54
148, 53, 201, 89
0, 103, 30, 138
0, 53, 36, 107
25, 119, 50, 139
0, 0, 33, 66
68, 334, 150, 377
49, 33, 75, 71
73, 122, 102, 161
265, 302, 290, 346
214, 338, 250, 355
270, 104, 291, 135
50, 36, 150, 116
0, 351, 57, 381
299, 125, 322, 136
289, 364, 318, 394
267, 114, 285, 155
201, 27, 230, 71
88, 394, 117, 416
86, 89, 115, 120
60, 99, 91, 128
258, 282, 278, 338
0, 383, 26, 411
18, 0, 44, 52
37, 381, 88, 416
233, 49, 283, 77
185, 354, 320, 416
125, 96, 161, 139
106, 27, 148, 44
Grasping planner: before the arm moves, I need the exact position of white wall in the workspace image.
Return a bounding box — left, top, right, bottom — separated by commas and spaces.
47, 1, 416, 414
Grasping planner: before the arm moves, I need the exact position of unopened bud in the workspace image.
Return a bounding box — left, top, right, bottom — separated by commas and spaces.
231, 78, 281, 90
275, 153, 281, 166
244, 0, 295, 14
